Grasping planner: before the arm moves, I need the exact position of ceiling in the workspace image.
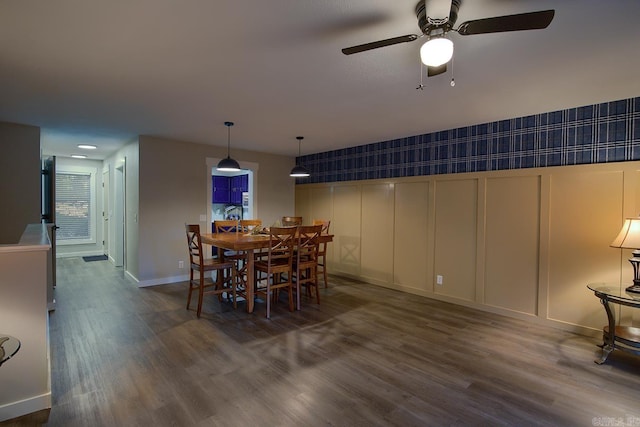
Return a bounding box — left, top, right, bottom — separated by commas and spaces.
2, 0, 640, 160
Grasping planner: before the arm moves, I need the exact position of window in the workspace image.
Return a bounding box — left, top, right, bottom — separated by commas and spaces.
56, 167, 96, 244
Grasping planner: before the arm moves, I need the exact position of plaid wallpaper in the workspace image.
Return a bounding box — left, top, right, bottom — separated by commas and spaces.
297, 97, 640, 184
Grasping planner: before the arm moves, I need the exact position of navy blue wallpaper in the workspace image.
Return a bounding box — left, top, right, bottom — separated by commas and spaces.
297, 97, 640, 184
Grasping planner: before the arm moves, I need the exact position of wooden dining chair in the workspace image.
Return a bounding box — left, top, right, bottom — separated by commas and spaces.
213, 219, 248, 292
237, 218, 265, 278
293, 224, 322, 309
312, 219, 331, 288
185, 224, 237, 318
282, 216, 303, 226
254, 226, 297, 318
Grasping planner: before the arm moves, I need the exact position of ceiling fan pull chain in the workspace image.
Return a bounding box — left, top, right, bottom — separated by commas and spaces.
416, 57, 425, 90
450, 53, 456, 87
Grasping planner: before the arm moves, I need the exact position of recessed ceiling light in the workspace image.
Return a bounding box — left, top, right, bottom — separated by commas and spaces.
71, 154, 87, 159
77, 144, 97, 150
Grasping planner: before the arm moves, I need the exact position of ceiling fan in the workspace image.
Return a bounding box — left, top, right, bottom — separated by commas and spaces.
342, 0, 555, 78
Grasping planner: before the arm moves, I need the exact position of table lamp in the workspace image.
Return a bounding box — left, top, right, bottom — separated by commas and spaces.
611, 216, 640, 293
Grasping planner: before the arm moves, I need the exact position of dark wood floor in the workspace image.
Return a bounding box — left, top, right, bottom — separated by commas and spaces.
23, 258, 640, 425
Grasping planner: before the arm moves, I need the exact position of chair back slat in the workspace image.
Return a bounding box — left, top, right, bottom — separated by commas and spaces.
267, 227, 297, 266
296, 225, 322, 264
214, 220, 239, 233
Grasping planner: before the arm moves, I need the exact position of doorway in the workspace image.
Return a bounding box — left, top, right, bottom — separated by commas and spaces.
206, 158, 259, 230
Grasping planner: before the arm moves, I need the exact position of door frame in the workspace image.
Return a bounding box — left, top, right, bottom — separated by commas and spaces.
206, 158, 259, 228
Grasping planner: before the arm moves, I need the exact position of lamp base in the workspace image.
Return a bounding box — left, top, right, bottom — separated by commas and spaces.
626, 284, 640, 294
627, 256, 640, 293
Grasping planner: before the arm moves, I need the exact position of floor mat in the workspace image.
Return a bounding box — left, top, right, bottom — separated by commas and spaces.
82, 255, 108, 262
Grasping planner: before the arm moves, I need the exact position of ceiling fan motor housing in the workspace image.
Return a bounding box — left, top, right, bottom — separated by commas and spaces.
416, 0, 461, 37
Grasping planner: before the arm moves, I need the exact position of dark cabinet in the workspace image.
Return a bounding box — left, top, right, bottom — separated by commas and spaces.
212, 176, 230, 203
213, 174, 248, 204
230, 174, 249, 204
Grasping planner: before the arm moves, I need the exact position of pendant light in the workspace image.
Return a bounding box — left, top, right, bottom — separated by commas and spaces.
217, 121, 241, 172
290, 136, 310, 177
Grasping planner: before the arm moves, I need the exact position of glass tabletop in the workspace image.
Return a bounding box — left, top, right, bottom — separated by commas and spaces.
587, 283, 640, 302
0, 335, 20, 366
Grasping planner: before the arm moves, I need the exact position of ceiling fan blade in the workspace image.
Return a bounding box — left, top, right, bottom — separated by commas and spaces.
341, 34, 418, 55
457, 9, 554, 36
427, 64, 447, 77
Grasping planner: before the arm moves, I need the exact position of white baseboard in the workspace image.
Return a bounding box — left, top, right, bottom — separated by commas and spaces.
56, 251, 104, 259
135, 274, 189, 288
0, 392, 51, 422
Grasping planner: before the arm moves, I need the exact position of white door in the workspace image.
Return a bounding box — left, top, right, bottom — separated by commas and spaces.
114, 159, 125, 267
102, 167, 110, 258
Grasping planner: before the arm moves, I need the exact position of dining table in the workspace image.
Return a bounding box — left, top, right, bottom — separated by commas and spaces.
200, 231, 333, 313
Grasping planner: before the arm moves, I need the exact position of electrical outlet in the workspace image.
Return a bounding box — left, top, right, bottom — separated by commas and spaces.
178, 260, 184, 269
436, 275, 443, 285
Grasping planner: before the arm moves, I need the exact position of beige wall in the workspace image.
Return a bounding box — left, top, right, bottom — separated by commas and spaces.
0, 122, 41, 243
135, 135, 295, 284
295, 161, 640, 333
0, 224, 51, 421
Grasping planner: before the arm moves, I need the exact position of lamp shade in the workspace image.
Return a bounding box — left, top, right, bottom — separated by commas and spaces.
290, 165, 310, 177
217, 156, 241, 172
611, 217, 640, 248
420, 38, 454, 67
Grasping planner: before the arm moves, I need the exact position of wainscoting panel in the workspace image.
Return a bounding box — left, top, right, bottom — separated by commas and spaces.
294, 186, 312, 226
310, 187, 333, 225
331, 185, 361, 277
360, 183, 394, 285
484, 175, 541, 315
393, 181, 430, 293
547, 169, 624, 329
433, 178, 478, 302
310, 186, 334, 263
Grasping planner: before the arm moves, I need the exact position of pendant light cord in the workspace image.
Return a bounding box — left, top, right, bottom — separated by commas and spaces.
224, 121, 234, 157
297, 136, 303, 164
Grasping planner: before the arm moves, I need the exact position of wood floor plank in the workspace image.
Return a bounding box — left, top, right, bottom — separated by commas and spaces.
8, 256, 637, 426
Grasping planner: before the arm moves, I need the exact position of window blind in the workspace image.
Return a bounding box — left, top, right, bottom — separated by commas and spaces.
56, 172, 91, 241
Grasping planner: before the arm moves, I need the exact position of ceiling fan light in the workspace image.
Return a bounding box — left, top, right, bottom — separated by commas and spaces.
420, 38, 454, 67
290, 165, 310, 177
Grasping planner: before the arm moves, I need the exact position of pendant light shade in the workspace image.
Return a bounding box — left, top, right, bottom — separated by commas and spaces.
290, 136, 310, 178
217, 156, 241, 171
217, 121, 241, 172
290, 164, 311, 177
